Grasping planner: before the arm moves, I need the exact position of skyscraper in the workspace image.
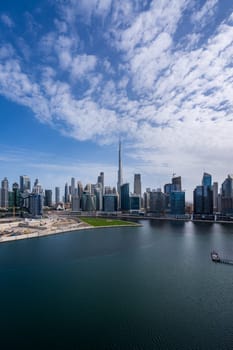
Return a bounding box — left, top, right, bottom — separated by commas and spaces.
103, 194, 118, 212
32, 179, 43, 194
117, 140, 123, 197
172, 176, 182, 191
55, 187, 60, 204
97, 172, 104, 189
77, 181, 83, 198
44, 190, 52, 207
193, 173, 213, 215
120, 183, 130, 211
134, 174, 141, 197
29, 194, 43, 217
149, 189, 165, 215
64, 183, 69, 203
213, 182, 218, 212
12, 182, 20, 207
1, 177, 9, 208
170, 191, 185, 215
71, 177, 76, 195
94, 185, 103, 211
221, 175, 233, 215
202, 172, 212, 187
202, 173, 213, 214
20, 175, 31, 193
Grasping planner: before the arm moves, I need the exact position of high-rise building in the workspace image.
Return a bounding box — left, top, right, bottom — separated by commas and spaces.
84, 183, 91, 193
143, 188, 151, 212
202, 173, 213, 214
55, 187, 60, 204
105, 186, 114, 194
130, 194, 141, 211
44, 190, 52, 207
120, 183, 130, 211
103, 194, 118, 212
29, 194, 43, 217
12, 182, 20, 207
221, 175, 233, 197
134, 174, 141, 197
94, 185, 103, 211
202, 172, 212, 187
32, 179, 43, 194
20, 175, 31, 193
117, 140, 123, 206
213, 182, 218, 213
170, 191, 185, 215
97, 172, 104, 189
149, 189, 165, 215
164, 183, 172, 194
164, 176, 182, 214
172, 176, 182, 191
71, 195, 80, 211
81, 191, 96, 211
193, 173, 213, 215
64, 183, 69, 203
77, 181, 83, 198
71, 177, 76, 196
1, 177, 9, 208
193, 186, 204, 214
221, 175, 233, 215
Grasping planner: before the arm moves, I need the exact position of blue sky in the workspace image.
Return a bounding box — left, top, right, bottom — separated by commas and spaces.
1, 0, 233, 200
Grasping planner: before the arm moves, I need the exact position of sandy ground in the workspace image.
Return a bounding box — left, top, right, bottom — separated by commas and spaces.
0, 216, 91, 243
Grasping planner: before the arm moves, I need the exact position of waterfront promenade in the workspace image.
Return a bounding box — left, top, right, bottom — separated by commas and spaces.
0, 215, 138, 244
0, 216, 89, 243
1, 212, 233, 244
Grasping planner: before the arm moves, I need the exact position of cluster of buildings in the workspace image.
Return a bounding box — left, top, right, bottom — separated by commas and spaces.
0, 176, 44, 217
0, 143, 233, 219
193, 172, 233, 219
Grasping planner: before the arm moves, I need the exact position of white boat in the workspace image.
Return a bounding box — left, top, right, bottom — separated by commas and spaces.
211, 251, 220, 262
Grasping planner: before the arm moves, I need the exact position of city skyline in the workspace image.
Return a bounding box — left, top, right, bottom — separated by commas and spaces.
1, 0, 233, 201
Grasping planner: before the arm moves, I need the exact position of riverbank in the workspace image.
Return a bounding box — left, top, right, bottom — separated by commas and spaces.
0, 216, 139, 244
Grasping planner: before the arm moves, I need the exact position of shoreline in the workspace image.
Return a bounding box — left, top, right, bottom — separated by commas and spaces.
1, 214, 233, 244
0, 219, 140, 244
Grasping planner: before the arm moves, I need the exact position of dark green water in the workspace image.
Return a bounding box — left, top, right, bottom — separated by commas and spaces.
1, 220, 233, 350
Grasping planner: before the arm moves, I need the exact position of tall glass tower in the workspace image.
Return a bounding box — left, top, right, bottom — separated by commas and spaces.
20, 175, 31, 193
1, 177, 9, 208
117, 140, 123, 207
55, 187, 60, 204
134, 174, 141, 196
202, 172, 212, 187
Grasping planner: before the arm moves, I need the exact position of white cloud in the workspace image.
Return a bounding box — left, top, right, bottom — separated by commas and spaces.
191, 0, 218, 28
1, 14, 14, 28
1, 1, 233, 198
113, 0, 190, 54
58, 0, 113, 24
71, 55, 97, 78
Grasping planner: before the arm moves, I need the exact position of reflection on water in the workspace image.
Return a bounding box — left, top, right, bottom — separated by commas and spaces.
1, 220, 233, 349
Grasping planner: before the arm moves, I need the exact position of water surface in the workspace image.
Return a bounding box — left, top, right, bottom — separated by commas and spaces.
1, 220, 233, 349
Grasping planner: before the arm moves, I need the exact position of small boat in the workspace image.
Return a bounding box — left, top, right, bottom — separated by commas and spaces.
211, 251, 220, 262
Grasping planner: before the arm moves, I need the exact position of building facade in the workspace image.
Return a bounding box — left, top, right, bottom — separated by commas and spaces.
20, 175, 31, 193
221, 175, 233, 215
44, 190, 52, 207
120, 183, 130, 211
103, 194, 118, 212
134, 174, 141, 197
170, 191, 185, 215
1, 177, 9, 208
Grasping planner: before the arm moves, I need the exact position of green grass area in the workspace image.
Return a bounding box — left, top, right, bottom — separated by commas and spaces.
80, 217, 137, 227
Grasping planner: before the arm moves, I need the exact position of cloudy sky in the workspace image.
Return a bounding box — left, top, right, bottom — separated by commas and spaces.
0, 0, 233, 200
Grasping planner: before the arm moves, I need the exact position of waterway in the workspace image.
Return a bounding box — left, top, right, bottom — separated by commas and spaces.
1, 220, 233, 349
